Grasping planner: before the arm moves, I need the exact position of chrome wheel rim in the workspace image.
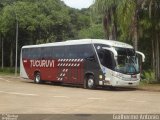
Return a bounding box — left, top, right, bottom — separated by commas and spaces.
88, 78, 94, 88
35, 74, 40, 83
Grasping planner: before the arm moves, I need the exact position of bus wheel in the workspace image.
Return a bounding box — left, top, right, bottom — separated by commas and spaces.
34, 72, 41, 84
86, 76, 95, 89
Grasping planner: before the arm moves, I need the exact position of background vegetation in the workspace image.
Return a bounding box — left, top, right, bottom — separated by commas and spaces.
0, 0, 159, 83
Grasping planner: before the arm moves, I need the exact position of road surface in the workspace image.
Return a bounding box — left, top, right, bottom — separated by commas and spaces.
0, 75, 160, 114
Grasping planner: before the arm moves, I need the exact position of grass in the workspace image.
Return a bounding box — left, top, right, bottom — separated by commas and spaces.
139, 70, 160, 91
0, 67, 19, 76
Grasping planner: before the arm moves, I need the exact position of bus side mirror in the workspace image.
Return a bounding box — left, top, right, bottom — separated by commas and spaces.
136, 51, 145, 62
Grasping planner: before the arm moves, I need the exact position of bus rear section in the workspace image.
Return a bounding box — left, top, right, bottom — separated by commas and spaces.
20, 43, 101, 88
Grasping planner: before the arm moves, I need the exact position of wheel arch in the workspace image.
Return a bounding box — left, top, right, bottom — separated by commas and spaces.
84, 72, 94, 80
34, 70, 40, 76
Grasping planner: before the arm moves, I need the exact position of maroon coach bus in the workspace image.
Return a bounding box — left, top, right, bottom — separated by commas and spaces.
20, 39, 145, 89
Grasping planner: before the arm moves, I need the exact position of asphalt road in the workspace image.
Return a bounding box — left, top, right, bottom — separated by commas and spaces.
0, 75, 160, 114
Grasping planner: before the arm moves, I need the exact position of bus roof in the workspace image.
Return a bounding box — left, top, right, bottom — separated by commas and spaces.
22, 39, 133, 49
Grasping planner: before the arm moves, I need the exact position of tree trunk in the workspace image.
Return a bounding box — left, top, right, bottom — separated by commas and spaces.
157, 33, 160, 81
154, 32, 160, 82
149, 0, 153, 18
159, 33, 160, 81
103, 15, 109, 40
1, 36, 4, 69
159, 36, 160, 81
15, 18, 18, 76
133, 1, 138, 51
103, 8, 117, 41
152, 38, 155, 78
156, 36, 158, 81
112, 6, 117, 40
134, 27, 138, 51
10, 43, 13, 67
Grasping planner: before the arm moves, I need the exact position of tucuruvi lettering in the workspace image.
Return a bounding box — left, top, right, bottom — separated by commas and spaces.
30, 60, 55, 68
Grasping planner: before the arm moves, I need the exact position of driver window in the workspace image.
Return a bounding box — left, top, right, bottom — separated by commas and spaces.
98, 50, 115, 70
98, 51, 105, 65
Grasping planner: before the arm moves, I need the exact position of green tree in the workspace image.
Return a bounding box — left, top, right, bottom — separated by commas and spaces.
78, 24, 104, 39
0, 0, 72, 68
92, 0, 160, 81
93, 0, 119, 40
93, 0, 142, 50
0, 0, 93, 69
140, 0, 160, 81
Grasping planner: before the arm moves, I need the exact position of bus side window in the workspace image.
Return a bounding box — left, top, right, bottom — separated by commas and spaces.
66, 45, 78, 59
53, 46, 65, 59
52, 47, 57, 58
32, 48, 40, 60
47, 47, 52, 59
28, 48, 33, 59
34, 48, 41, 59
81, 44, 94, 59
32, 49, 36, 59
41, 47, 45, 59
22, 49, 27, 59
25, 49, 29, 59
72, 45, 78, 59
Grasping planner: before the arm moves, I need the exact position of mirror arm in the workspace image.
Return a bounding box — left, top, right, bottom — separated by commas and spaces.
136, 51, 145, 62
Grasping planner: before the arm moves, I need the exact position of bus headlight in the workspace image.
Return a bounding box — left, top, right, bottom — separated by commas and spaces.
99, 75, 103, 79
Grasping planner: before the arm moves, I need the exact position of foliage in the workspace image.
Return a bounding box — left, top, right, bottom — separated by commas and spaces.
92, 0, 118, 40
0, 0, 91, 68
92, 0, 160, 81
78, 24, 105, 39
141, 70, 155, 84
0, 67, 19, 74
116, 0, 136, 41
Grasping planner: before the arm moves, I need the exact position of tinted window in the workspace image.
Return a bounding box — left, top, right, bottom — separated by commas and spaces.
22, 49, 27, 59
41, 47, 53, 59
98, 49, 116, 70
115, 47, 135, 56
32, 48, 41, 59
22, 48, 41, 59
22, 44, 94, 60
65, 44, 94, 59
53, 46, 65, 59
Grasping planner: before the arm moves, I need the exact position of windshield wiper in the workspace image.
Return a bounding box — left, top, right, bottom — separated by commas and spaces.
127, 56, 137, 73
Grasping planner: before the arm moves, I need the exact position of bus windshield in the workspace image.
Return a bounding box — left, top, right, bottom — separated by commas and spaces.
114, 47, 140, 74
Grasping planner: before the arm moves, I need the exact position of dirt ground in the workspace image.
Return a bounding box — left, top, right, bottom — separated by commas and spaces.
0, 75, 160, 114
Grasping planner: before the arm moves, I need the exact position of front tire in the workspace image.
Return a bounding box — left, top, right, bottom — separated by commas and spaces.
34, 72, 42, 84
86, 76, 95, 89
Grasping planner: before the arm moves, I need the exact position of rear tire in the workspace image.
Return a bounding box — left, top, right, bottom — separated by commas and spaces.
86, 76, 95, 89
34, 72, 42, 84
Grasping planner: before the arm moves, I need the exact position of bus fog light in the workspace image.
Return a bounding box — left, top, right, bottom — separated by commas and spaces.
99, 81, 103, 85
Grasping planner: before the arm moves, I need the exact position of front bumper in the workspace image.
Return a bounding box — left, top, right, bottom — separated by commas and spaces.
99, 77, 140, 87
